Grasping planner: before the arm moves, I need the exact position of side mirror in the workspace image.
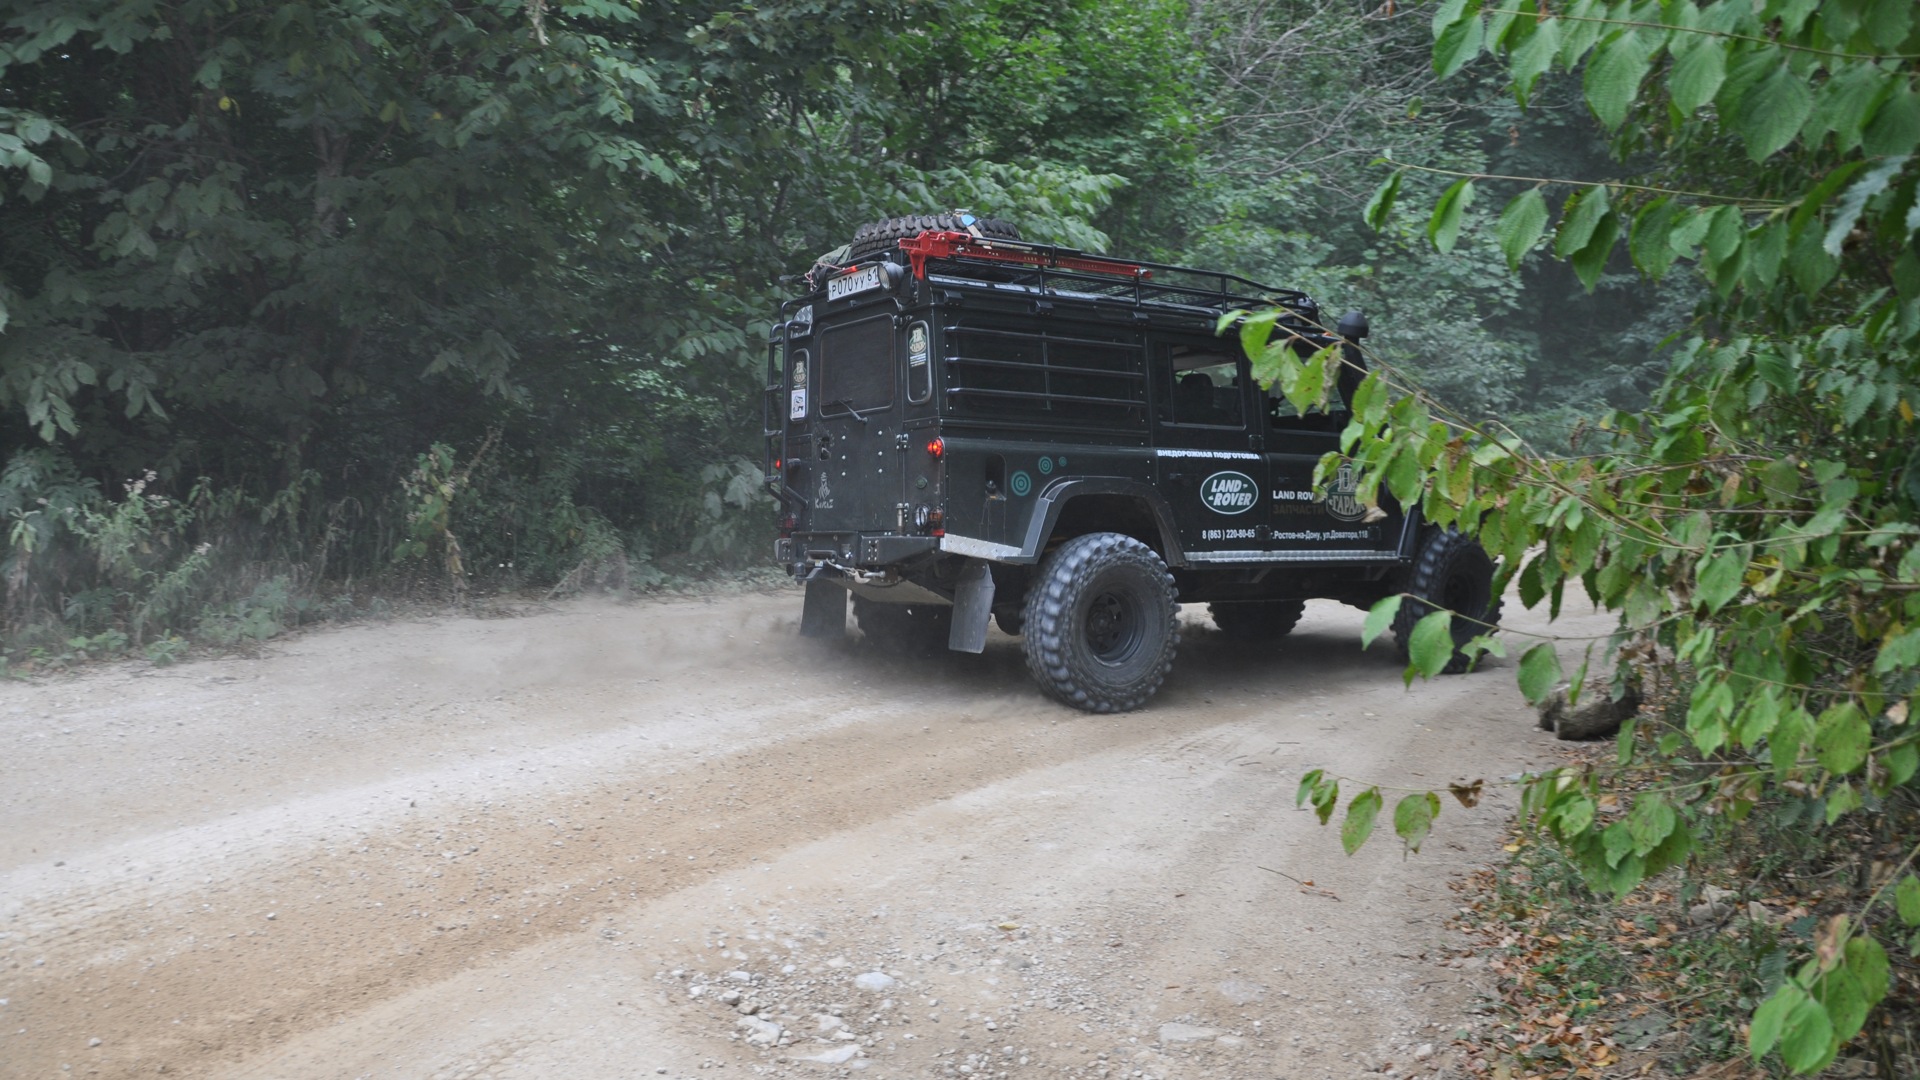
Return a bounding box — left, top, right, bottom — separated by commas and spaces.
1337, 310, 1370, 340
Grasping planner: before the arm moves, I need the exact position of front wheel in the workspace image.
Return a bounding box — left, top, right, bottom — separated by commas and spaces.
1392, 527, 1502, 673
1021, 533, 1179, 713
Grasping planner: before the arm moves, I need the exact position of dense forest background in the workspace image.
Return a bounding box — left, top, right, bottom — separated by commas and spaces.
0, 0, 1674, 652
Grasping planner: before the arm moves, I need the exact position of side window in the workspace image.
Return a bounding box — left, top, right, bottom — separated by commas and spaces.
1154, 343, 1245, 428
1265, 339, 1347, 431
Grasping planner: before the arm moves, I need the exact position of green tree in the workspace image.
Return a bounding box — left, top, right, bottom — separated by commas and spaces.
0, 0, 1193, 641
1268, 0, 1920, 1073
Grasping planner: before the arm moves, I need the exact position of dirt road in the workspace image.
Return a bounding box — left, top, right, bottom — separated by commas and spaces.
0, 589, 1603, 1079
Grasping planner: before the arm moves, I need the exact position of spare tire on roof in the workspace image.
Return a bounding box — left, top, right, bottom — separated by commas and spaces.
847, 213, 1021, 261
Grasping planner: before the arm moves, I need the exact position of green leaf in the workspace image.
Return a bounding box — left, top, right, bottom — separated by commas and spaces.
1812, 964, 1867, 1047
1778, 990, 1838, 1073
1495, 188, 1549, 270
1314, 780, 1339, 824
1433, 10, 1486, 79
1392, 791, 1440, 854
1362, 594, 1403, 648
1431, 0, 1472, 36
1364, 170, 1403, 232
1896, 874, 1920, 927
1864, 86, 1920, 159
1629, 196, 1680, 278
1407, 610, 1455, 677
1703, 204, 1745, 265
1555, 793, 1595, 837
1555, 185, 1610, 258
1428, 178, 1476, 253
1342, 787, 1383, 855
1517, 642, 1562, 705
1296, 767, 1325, 808
1876, 625, 1920, 673
1736, 62, 1814, 162
1583, 29, 1652, 131
1624, 793, 1676, 857
1813, 703, 1870, 776
1601, 819, 1635, 868
1826, 782, 1862, 823
1787, 227, 1838, 296
1789, 159, 1870, 240
1669, 206, 1713, 255
1886, 741, 1919, 785
1845, 937, 1891, 1010
1809, 64, 1894, 154
1569, 211, 1619, 291
1667, 37, 1726, 116
1827, 155, 1904, 261
1696, 548, 1746, 612
1863, 0, 1914, 49
1750, 982, 1800, 1060
1510, 16, 1560, 104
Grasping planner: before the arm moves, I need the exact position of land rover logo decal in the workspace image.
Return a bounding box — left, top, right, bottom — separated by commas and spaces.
1324, 461, 1365, 522
1200, 471, 1258, 515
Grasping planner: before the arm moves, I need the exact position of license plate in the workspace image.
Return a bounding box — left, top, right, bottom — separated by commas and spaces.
827, 264, 883, 301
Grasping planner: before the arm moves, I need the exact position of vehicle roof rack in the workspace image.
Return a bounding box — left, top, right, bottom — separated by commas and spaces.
893, 231, 1318, 322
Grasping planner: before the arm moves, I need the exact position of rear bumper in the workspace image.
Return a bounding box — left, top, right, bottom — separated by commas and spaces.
777, 533, 941, 574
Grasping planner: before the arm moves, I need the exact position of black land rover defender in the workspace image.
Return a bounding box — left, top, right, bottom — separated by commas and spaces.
765, 213, 1500, 712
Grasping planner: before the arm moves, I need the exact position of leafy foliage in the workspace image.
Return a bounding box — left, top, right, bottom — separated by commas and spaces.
0, 0, 1165, 647
1273, 0, 1920, 1073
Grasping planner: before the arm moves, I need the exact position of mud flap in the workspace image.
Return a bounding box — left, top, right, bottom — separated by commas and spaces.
947, 560, 996, 654
799, 578, 849, 638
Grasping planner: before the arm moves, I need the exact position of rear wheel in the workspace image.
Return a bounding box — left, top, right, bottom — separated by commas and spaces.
1021, 533, 1179, 713
853, 597, 952, 657
1392, 527, 1502, 673
1207, 600, 1306, 641
848, 213, 1022, 261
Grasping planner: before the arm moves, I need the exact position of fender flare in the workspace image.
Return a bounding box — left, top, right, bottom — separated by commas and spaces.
1016, 478, 1187, 567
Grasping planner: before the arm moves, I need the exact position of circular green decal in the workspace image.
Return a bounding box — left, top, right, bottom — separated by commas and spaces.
1037, 456, 1054, 475
1010, 470, 1033, 497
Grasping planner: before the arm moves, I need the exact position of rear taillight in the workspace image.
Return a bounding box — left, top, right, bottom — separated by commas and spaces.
926, 437, 944, 458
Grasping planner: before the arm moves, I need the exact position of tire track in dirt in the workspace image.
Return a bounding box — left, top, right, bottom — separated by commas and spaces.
2, 641, 1382, 1079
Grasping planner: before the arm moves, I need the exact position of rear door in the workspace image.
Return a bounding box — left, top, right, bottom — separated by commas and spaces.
807, 312, 904, 535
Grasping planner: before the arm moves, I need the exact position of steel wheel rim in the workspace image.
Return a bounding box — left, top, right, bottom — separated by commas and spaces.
1083, 588, 1142, 663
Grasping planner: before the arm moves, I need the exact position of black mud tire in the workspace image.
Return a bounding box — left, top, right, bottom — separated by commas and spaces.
1207, 600, 1307, 641
848, 213, 1022, 261
853, 596, 952, 657
1020, 533, 1179, 713
1392, 527, 1503, 674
